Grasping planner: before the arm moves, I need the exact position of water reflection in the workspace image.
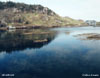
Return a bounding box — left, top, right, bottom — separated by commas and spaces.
0, 29, 57, 53
0, 27, 100, 78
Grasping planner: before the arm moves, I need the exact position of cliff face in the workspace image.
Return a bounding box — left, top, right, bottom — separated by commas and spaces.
0, 1, 85, 27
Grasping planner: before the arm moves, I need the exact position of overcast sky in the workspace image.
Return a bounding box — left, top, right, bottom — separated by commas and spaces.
0, 0, 100, 21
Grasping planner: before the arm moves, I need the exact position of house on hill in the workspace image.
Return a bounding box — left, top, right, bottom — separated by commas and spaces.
86, 20, 96, 26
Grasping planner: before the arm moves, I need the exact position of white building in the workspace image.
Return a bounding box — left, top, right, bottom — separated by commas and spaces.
86, 20, 96, 26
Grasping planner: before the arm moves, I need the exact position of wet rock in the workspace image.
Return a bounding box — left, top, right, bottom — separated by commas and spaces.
74, 33, 100, 40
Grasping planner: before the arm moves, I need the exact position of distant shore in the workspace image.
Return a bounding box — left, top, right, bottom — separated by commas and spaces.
0, 25, 89, 30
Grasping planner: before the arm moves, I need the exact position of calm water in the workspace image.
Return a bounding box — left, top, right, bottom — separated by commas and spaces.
0, 26, 100, 78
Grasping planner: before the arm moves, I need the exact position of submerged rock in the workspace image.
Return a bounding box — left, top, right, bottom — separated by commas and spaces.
74, 33, 100, 40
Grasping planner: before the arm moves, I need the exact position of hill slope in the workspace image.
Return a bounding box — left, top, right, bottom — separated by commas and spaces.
0, 1, 86, 27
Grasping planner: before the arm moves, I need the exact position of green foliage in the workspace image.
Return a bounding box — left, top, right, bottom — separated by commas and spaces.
0, 1, 55, 16
6, 1, 15, 8
0, 2, 4, 9
0, 1, 15, 9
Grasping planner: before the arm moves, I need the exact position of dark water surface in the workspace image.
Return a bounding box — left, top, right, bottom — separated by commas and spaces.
0, 27, 100, 78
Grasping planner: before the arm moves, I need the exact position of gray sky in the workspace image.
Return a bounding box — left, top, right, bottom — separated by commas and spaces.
1, 0, 100, 21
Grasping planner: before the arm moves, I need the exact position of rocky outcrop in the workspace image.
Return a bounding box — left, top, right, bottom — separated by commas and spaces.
0, 1, 86, 27
0, 19, 7, 27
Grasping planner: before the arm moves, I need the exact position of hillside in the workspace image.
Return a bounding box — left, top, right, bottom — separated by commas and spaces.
96, 22, 100, 26
0, 1, 86, 28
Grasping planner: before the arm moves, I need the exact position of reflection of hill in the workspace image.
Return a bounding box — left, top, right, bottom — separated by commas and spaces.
0, 30, 56, 52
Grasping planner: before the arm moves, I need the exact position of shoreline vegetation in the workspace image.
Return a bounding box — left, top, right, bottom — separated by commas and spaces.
0, 1, 88, 30
0, 25, 88, 31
